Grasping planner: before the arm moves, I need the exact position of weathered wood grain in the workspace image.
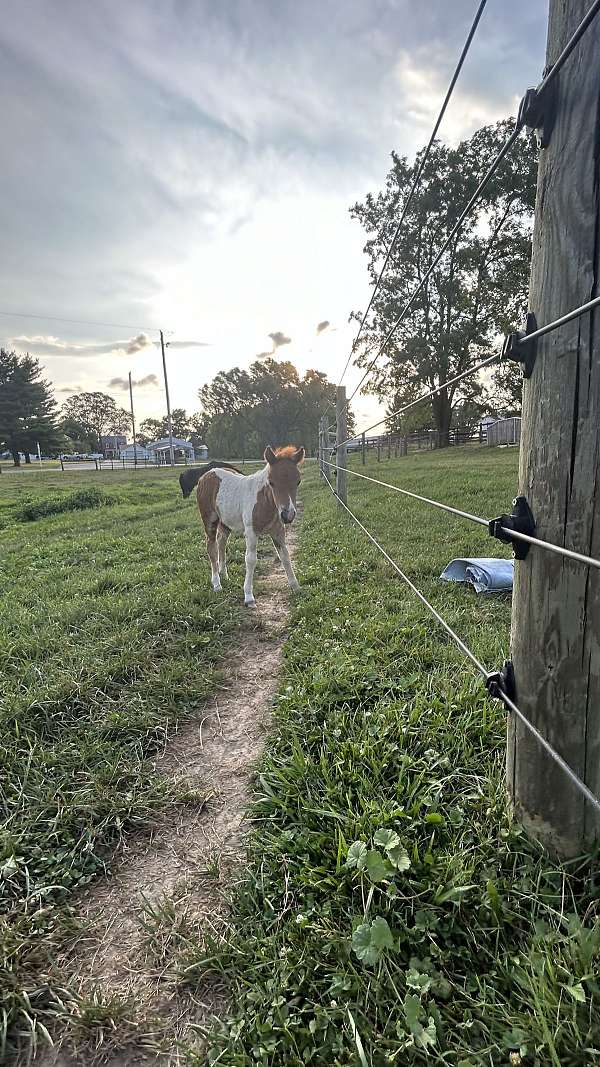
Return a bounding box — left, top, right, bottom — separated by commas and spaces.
510, 0, 600, 855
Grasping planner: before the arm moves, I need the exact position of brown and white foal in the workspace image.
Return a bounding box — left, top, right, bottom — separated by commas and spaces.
196, 446, 303, 606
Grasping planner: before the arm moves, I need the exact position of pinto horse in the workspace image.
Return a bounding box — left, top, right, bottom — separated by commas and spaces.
194, 446, 303, 606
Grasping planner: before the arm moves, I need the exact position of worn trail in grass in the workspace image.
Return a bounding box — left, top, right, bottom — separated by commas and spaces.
179, 448, 600, 1067
0, 467, 293, 1063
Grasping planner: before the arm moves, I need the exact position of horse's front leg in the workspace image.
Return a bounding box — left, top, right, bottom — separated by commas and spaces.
272, 533, 300, 592
243, 529, 258, 607
217, 522, 230, 580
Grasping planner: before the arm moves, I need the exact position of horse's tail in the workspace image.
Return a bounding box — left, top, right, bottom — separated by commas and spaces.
179, 461, 243, 499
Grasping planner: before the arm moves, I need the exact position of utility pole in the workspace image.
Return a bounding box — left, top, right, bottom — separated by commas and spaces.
159, 330, 175, 467
335, 386, 347, 506
128, 371, 137, 470
510, 0, 600, 856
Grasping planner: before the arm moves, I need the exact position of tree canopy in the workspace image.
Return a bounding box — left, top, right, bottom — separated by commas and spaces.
350, 119, 537, 443
198, 357, 349, 457
61, 392, 131, 450
0, 349, 62, 464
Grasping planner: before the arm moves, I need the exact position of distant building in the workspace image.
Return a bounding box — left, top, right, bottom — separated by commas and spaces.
100, 434, 127, 458
146, 436, 196, 464
121, 444, 152, 461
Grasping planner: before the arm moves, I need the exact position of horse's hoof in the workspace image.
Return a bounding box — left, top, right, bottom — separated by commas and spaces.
244, 598, 257, 608
212, 584, 222, 593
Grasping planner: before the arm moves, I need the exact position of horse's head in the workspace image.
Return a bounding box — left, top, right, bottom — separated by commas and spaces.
264, 445, 304, 524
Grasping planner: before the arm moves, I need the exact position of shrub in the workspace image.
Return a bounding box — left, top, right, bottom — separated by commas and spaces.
17, 488, 114, 522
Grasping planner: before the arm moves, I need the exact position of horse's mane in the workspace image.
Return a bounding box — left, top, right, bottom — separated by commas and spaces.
275, 445, 304, 460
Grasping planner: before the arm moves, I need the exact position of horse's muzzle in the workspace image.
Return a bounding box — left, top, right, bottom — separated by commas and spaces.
280, 507, 296, 524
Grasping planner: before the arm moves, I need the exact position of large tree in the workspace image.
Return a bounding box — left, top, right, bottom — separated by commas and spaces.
0, 349, 62, 464
198, 358, 347, 457
350, 120, 537, 444
138, 408, 195, 443
61, 392, 131, 450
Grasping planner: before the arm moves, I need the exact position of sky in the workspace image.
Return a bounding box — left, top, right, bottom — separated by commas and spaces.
0, 0, 548, 432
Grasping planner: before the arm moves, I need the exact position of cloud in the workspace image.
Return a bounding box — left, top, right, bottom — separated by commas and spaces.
108, 373, 159, 390
255, 329, 292, 358
57, 384, 83, 394
317, 320, 330, 333
268, 331, 291, 349
10, 333, 155, 358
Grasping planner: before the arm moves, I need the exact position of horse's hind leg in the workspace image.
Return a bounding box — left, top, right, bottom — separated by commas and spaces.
217, 522, 230, 579
272, 532, 300, 592
207, 524, 222, 592
196, 472, 223, 593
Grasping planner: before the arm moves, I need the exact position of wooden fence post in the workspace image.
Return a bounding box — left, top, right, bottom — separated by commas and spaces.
377, 440, 381, 462
335, 386, 347, 506
510, 0, 600, 856
362, 432, 366, 466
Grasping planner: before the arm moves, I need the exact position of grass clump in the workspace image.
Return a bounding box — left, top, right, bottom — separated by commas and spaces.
181, 449, 599, 1066
16, 486, 113, 521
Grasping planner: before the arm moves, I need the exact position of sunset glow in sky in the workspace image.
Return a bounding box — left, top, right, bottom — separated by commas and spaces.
1, 0, 548, 428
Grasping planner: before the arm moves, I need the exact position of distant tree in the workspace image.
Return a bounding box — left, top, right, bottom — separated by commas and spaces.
138, 417, 163, 445
198, 357, 351, 456
61, 392, 131, 450
0, 349, 62, 465
59, 416, 97, 454
350, 119, 536, 445
138, 409, 195, 444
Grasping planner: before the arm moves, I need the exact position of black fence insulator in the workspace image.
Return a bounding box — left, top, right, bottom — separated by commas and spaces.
489, 496, 536, 559
518, 77, 559, 148
486, 660, 516, 703
502, 311, 538, 378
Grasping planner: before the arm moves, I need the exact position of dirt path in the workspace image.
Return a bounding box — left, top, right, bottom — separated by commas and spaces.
36, 522, 298, 1067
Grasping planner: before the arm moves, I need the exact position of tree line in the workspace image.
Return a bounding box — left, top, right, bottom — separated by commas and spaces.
0, 349, 344, 464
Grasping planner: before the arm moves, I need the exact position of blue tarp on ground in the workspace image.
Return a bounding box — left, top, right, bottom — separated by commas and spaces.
440, 557, 513, 594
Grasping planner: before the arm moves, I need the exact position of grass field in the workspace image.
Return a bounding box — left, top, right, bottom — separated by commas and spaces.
181, 447, 598, 1066
0, 466, 264, 1060
2, 451, 598, 1064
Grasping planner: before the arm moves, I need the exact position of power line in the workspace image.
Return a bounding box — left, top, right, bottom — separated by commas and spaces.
0, 309, 167, 334
329, 0, 490, 405
322, 472, 600, 816
321, 459, 600, 572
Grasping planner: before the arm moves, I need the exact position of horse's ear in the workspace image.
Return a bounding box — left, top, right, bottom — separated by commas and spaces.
264, 445, 277, 465
291, 446, 305, 465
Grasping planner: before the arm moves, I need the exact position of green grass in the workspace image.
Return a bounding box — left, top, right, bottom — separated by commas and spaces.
180, 447, 600, 1066
0, 466, 263, 1061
